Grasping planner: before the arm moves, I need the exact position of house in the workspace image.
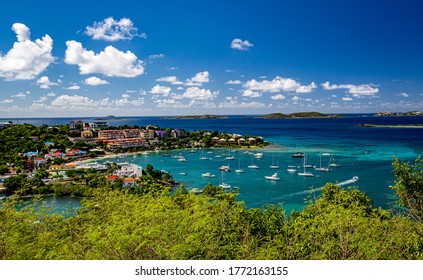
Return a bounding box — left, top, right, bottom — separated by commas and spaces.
171, 129, 184, 138
81, 130, 93, 138
211, 137, 220, 144
29, 136, 39, 141
238, 138, 246, 145
155, 130, 167, 139
248, 137, 257, 144
49, 164, 60, 171
24, 151, 38, 157
83, 123, 92, 131
114, 164, 142, 178
34, 157, 47, 166
122, 178, 140, 188
69, 121, 75, 130
228, 138, 236, 144
89, 121, 108, 130
218, 138, 227, 144
44, 141, 55, 147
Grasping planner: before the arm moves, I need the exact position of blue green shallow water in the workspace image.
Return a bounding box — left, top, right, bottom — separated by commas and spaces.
4, 115, 422, 212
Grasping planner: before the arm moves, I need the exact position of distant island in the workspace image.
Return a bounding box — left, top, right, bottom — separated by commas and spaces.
95, 115, 124, 120
374, 111, 423, 117
257, 112, 342, 119
358, 124, 423, 128
163, 114, 228, 119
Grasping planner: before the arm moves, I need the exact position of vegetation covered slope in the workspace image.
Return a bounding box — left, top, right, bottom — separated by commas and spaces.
1, 180, 422, 260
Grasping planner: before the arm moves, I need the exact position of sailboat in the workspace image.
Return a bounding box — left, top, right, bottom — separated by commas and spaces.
328, 154, 341, 167
298, 154, 314, 177
200, 150, 208, 160
287, 165, 298, 173
219, 172, 231, 189
291, 142, 304, 158
248, 154, 259, 169
235, 159, 244, 173
314, 151, 330, 171
269, 156, 280, 169
264, 172, 280, 181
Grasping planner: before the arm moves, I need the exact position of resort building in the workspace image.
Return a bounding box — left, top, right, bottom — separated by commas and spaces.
140, 129, 155, 140
69, 121, 75, 130
106, 138, 148, 150
228, 138, 236, 144
89, 121, 109, 130
155, 130, 167, 139
248, 137, 257, 144
171, 129, 184, 138
211, 137, 220, 144
114, 163, 143, 178
237, 138, 246, 145
81, 130, 94, 138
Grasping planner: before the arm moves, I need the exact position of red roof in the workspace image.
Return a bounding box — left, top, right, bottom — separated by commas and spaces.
70, 121, 75, 123
123, 178, 136, 183
76, 120, 83, 124
36, 157, 46, 161
108, 175, 120, 181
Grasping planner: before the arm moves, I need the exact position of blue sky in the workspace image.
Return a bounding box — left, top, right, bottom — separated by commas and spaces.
0, 0, 422, 117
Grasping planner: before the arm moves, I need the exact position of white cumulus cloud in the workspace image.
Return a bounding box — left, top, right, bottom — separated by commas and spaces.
185, 71, 209, 86
225, 80, 242, 85
182, 87, 217, 100
271, 94, 286, 100
0, 99, 13, 104
230, 38, 253, 51
84, 76, 109, 86
63, 83, 80, 90
242, 89, 261, 98
156, 76, 183, 85
0, 23, 54, 80
150, 85, 171, 97
243, 76, 317, 94
36, 76, 58, 89
65, 40, 144, 77
321, 82, 379, 97
85, 17, 145, 41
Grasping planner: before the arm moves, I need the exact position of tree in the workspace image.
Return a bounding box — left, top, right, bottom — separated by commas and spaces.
392, 156, 423, 221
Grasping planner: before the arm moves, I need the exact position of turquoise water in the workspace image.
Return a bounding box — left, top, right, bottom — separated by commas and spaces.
5, 115, 422, 212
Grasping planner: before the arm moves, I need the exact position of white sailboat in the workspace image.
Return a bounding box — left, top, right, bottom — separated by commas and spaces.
219, 164, 231, 172
314, 152, 330, 172
248, 154, 259, 169
219, 172, 231, 189
202, 172, 215, 177
199, 150, 208, 160
235, 159, 244, 173
264, 172, 280, 181
328, 154, 341, 167
298, 154, 314, 177
287, 165, 298, 173
269, 156, 280, 169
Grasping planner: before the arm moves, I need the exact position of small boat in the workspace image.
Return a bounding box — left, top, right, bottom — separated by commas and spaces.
207, 151, 213, 154
202, 172, 215, 177
190, 188, 203, 194
162, 153, 171, 157
265, 172, 280, 181
142, 151, 150, 155
179, 172, 187, 176
219, 164, 231, 172
287, 165, 298, 173
200, 150, 208, 160
315, 152, 330, 172
214, 155, 222, 158
248, 155, 259, 169
328, 154, 341, 167
269, 156, 280, 169
298, 154, 314, 177
292, 152, 304, 158
219, 182, 231, 189
225, 156, 235, 160
235, 159, 244, 173
254, 152, 263, 159
178, 157, 187, 162
189, 149, 196, 153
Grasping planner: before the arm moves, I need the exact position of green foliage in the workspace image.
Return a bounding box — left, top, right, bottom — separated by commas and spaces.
392, 156, 423, 221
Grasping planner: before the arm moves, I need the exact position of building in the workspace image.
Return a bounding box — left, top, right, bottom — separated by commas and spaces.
69, 121, 75, 130
114, 164, 142, 178
140, 129, 155, 140
237, 138, 246, 145
106, 138, 148, 150
81, 130, 94, 138
171, 129, 184, 138
89, 121, 109, 130
155, 130, 167, 139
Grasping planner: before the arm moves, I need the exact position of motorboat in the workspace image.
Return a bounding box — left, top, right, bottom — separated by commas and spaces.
264, 172, 280, 181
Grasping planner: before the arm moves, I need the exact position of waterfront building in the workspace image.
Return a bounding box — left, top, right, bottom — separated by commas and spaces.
89, 121, 109, 130
140, 129, 155, 140
155, 130, 167, 139
114, 163, 143, 178
81, 130, 93, 138
106, 138, 148, 150
69, 121, 75, 130
237, 138, 246, 145
171, 129, 184, 138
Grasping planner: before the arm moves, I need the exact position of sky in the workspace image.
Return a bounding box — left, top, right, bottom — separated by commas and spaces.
0, 0, 422, 117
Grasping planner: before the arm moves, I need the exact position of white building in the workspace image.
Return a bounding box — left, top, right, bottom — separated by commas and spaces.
114, 164, 143, 178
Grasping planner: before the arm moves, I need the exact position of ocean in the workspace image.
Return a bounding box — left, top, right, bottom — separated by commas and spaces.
3, 114, 422, 212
